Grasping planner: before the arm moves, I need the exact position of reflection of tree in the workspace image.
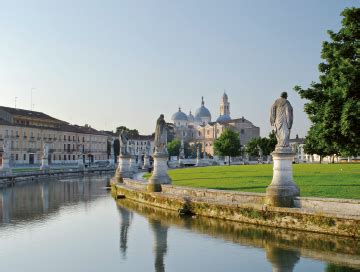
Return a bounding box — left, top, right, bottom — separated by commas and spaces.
265, 246, 300, 272
326, 264, 360, 272
117, 205, 133, 259
149, 219, 168, 272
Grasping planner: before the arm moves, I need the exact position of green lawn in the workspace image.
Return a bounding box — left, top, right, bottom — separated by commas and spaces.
147, 164, 360, 199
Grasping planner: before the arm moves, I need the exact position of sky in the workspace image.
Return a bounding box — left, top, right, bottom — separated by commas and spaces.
0, 0, 358, 137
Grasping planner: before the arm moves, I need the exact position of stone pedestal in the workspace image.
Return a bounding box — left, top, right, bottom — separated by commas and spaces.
148, 152, 171, 192
143, 154, 150, 170
130, 155, 138, 174
78, 158, 85, 171
40, 159, 50, 172
266, 150, 300, 207
114, 154, 133, 183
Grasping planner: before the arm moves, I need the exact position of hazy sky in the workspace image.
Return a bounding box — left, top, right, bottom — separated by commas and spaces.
0, 0, 358, 136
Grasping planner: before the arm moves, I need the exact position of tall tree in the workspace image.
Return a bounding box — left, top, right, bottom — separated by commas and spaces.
167, 139, 181, 157
115, 126, 139, 138
213, 129, 241, 165
294, 7, 360, 157
113, 139, 120, 163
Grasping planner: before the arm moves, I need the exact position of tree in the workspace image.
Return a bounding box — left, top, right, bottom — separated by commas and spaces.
115, 126, 139, 138
106, 140, 112, 159
213, 129, 241, 165
167, 139, 181, 157
245, 137, 261, 157
294, 8, 360, 157
245, 131, 277, 159
113, 139, 120, 163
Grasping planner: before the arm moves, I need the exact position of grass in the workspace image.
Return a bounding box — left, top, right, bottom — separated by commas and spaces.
145, 164, 360, 199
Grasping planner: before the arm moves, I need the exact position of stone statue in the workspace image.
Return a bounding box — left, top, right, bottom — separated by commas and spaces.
2, 139, 10, 159
42, 143, 49, 160
270, 92, 293, 150
179, 138, 185, 159
119, 131, 128, 155
154, 114, 167, 154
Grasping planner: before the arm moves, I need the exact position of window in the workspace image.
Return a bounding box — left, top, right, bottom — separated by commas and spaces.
241, 129, 245, 134
24, 154, 27, 161
73, 155, 75, 160
64, 155, 67, 160
64, 135, 66, 141
64, 144, 66, 151
15, 154, 19, 160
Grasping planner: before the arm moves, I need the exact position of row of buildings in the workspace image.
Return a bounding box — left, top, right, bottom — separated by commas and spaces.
0, 106, 154, 167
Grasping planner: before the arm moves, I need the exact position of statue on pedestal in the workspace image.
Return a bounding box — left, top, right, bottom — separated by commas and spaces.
266, 92, 299, 207
154, 114, 167, 154
148, 114, 171, 192
119, 131, 129, 155
270, 92, 293, 150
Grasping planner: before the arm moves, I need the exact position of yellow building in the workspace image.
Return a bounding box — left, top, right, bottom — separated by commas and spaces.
0, 106, 112, 166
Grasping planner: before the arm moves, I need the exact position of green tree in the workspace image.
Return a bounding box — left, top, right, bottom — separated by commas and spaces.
167, 139, 181, 157
245, 137, 261, 157
294, 7, 360, 157
113, 139, 120, 163
213, 129, 241, 165
115, 126, 139, 138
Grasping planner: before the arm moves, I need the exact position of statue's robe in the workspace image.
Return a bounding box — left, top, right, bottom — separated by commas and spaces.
154, 117, 167, 153
270, 98, 293, 148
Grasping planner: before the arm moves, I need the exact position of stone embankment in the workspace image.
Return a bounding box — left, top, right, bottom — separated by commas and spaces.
0, 167, 115, 188
112, 179, 360, 239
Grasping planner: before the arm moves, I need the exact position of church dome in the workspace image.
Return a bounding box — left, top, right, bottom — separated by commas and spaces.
187, 110, 195, 123
216, 114, 231, 123
171, 107, 188, 122
195, 97, 211, 120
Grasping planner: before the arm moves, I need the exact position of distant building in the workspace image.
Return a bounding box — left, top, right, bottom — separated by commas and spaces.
0, 106, 113, 166
170, 93, 260, 155
127, 134, 155, 157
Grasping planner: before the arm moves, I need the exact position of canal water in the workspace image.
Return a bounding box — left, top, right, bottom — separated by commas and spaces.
0, 175, 359, 272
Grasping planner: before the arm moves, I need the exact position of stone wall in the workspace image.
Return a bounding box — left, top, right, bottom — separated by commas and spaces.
115, 179, 360, 238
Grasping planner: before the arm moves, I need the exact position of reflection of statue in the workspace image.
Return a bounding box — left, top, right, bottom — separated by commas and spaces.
270, 92, 293, 150
119, 132, 128, 155
117, 205, 133, 259
149, 219, 168, 272
154, 114, 167, 154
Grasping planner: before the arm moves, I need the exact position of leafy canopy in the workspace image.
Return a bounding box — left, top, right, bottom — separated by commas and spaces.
294, 7, 360, 156
213, 129, 241, 157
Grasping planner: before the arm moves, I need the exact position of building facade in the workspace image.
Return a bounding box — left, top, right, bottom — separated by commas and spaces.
170, 93, 260, 156
0, 106, 111, 166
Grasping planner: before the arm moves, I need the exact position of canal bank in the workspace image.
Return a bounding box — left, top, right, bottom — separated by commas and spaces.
112, 179, 360, 239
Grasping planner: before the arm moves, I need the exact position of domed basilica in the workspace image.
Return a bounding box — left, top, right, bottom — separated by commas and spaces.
171, 93, 260, 156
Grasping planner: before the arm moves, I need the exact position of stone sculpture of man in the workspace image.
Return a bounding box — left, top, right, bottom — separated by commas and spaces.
270, 92, 293, 150
42, 143, 49, 160
119, 131, 128, 155
154, 114, 167, 154
2, 139, 10, 159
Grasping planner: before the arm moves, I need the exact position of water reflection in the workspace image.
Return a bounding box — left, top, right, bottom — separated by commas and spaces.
117, 205, 133, 259
149, 219, 168, 272
0, 175, 110, 226
116, 199, 360, 272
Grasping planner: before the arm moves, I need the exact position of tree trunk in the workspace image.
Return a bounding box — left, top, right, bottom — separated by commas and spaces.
228, 156, 231, 166
320, 156, 322, 164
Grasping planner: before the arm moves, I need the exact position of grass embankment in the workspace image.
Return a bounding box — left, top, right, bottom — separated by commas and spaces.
146, 164, 360, 199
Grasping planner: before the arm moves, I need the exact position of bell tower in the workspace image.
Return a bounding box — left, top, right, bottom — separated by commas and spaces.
220, 92, 230, 116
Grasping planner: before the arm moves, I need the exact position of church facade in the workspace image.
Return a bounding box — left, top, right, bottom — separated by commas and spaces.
171, 93, 260, 156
